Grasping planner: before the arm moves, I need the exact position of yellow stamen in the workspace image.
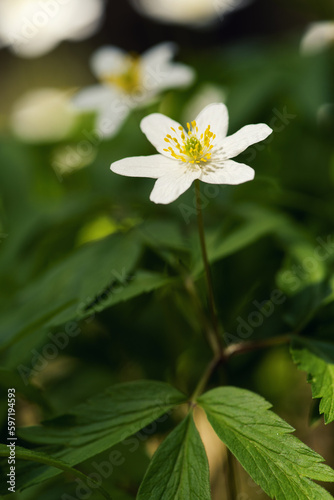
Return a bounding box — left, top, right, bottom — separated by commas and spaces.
162, 121, 216, 166
101, 54, 141, 93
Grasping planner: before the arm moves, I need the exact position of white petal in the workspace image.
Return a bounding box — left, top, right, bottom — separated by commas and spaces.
95, 104, 130, 138
301, 22, 334, 55
0, 0, 105, 58
55, 0, 105, 42
140, 113, 184, 158
131, 0, 224, 27
182, 84, 227, 124
142, 42, 177, 67
150, 168, 200, 204
72, 85, 116, 110
195, 103, 229, 143
73, 86, 130, 138
8, 35, 59, 58
200, 159, 254, 185
141, 43, 195, 94
111, 154, 177, 179
222, 124, 272, 159
155, 64, 196, 90
91, 46, 128, 79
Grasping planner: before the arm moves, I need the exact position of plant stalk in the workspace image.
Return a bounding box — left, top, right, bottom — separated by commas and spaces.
190, 354, 222, 403
195, 179, 222, 355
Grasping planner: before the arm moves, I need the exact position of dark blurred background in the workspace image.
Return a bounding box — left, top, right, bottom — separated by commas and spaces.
1, 1, 334, 498
1, 0, 333, 117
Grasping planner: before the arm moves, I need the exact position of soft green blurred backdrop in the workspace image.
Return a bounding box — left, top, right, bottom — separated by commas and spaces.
1, 0, 334, 498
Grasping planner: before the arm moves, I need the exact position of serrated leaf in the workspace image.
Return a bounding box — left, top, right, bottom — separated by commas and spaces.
198, 386, 334, 500
137, 414, 211, 500
0, 232, 142, 350
78, 270, 173, 318
0, 444, 111, 499
5, 270, 174, 371
291, 339, 334, 424
17, 381, 186, 490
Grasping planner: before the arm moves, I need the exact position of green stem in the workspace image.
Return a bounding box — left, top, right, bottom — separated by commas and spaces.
190, 333, 292, 403
183, 273, 219, 351
190, 354, 221, 403
222, 333, 292, 361
195, 180, 222, 355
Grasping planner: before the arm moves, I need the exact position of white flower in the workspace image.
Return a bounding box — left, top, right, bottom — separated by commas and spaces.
131, 0, 247, 27
301, 22, 334, 55
10, 87, 78, 143
0, 0, 105, 58
73, 42, 195, 139
110, 103, 273, 204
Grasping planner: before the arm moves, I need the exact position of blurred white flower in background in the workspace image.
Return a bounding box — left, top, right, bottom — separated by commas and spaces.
73, 42, 195, 139
301, 22, 334, 55
0, 0, 105, 58
51, 143, 98, 179
10, 88, 78, 142
317, 103, 334, 128
130, 0, 247, 27
182, 83, 227, 124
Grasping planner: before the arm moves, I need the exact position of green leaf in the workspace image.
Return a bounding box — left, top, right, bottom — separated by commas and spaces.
78, 270, 174, 318
276, 242, 328, 296
283, 282, 333, 331
0, 444, 111, 499
0, 232, 142, 351
137, 414, 211, 500
0, 368, 47, 409
199, 387, 334, 500
17, 381, 186, 490
138, 220, 190, 253
291, 338, 334, 424
193, 205, 286, 275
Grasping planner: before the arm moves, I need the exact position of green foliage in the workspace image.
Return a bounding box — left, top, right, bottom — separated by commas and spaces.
291, 338, 334, 423
1, 23, 334, 499
0, 445, 111, 500
193, 205, 288, 275
0, 232, 142, 351
198, 387, 334, 499
137, 415, 211, 500
13, 382, 186, 490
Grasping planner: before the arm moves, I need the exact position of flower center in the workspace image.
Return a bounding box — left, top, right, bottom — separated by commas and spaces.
163, 121, 216, 164
102, 55, 141, 94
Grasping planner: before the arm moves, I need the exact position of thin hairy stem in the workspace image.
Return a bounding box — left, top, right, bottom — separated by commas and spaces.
195, 180, 222, 355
